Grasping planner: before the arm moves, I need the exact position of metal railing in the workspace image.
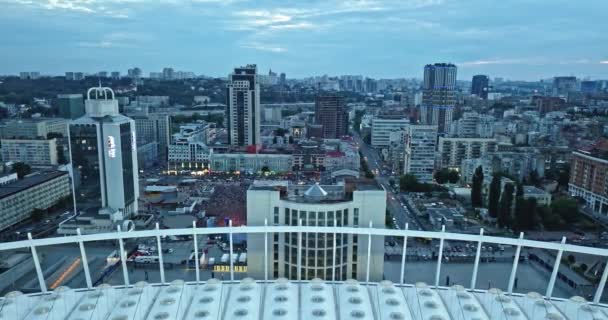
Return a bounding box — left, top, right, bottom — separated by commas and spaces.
1, 220, 607, 305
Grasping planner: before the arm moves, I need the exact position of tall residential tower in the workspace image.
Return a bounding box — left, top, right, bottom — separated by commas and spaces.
226, 64, 260, 146
314, 95, 348, 139
420, 63, 457, 133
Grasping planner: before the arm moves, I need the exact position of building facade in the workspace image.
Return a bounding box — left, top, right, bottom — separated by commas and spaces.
404, 125, 438, 183
471, 75, 489, 99
569, 150, 608, 215
247, 180, 386, 281
132, 113, 170, 159
438, 137, 497, 168
420, 63, 457, 133
370, 117, 409, 148
210, 153, 292, 173
69, 87, 139, 221
1, 138, 58, 166
0, 118, 67, 139
56, 94, 85, 119
314, 95, 348, 139
167, 124, 212, 171
226, 64, 260, 146
0, 171, 70, 231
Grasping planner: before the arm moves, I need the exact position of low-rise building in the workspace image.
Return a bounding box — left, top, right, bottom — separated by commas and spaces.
0, 171, 71, 231
210, 152, 292, 173
523, 186, 552, 206
1, 138, 58, 166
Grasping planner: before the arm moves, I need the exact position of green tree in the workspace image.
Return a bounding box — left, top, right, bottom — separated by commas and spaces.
528, 170, 541, 186
31, 208, 46, 222
498, 183, 515, 227
400, 174, 420, 192
551, 197, 579, 224
488, 174, 501, 217
471, 166, 484, 207
539, 205, 563, 230
11, 162, 31, 179
447, 170, 460, 184
514, 183, 526, 231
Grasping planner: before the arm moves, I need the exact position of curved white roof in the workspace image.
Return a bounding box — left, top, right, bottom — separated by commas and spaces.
1, 279, 606, 320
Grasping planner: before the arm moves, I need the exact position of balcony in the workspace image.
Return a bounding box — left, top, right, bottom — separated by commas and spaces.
0, 223, 607, 319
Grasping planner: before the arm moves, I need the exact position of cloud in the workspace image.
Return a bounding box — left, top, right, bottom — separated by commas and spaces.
240, 42, 287, 53
77, 32, 151, 48
601, 60, 608, 64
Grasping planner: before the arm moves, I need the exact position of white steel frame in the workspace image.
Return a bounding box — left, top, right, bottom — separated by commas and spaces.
4, 222, 608, 304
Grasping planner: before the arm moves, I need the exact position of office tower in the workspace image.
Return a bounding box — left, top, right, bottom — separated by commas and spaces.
247, 180, 386, 281
404, 125, 438, 183
132, 113, 170, 159
0, 138, 58, 166
69, 87, 139, 221
370, 116, 409, 147
0, 118, 67, 139
56, 94, 85, 119
314, 95, 348, 139
553, 76, 577, 96
226, 64, 260, 146
471, 75, 489, 99
111, 71, 120, 79
420, 63, 457, 133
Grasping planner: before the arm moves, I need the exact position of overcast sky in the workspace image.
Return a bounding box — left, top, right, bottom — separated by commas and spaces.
1, 0, 607, 80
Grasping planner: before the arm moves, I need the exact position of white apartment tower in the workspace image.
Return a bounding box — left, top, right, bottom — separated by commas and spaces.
69, 87, 139, 221
227, 64, 260, 146
404, 125, 438, 183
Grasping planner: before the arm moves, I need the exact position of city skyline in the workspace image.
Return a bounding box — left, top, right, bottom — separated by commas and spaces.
1, 0, 607, 80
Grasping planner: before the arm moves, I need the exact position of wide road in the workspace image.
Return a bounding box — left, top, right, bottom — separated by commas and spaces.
353, 132, 423, 231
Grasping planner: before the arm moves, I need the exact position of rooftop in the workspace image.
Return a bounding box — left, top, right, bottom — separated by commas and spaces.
0, 170, 67, 199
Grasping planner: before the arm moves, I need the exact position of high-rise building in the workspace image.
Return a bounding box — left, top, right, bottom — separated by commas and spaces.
247, 180, 386, 281
162, 67, 174, 80
471, 75, 489, 99
127, 67, 142, 79
370, 116, 409, 147
131, 113, 171, 160
404, 125, 438, 183
420, 63, 457, 133
0, 118, 67, 139
314, 95, 348, 139
553, 76, 577, 96
56, 94, 85, 119
226, 64, 260, 146
437, 137, 497, 169
69, 87, 139, 221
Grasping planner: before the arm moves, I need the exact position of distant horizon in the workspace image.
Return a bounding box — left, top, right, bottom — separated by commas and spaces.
3, 68, 606, 83
1, 0, 607, 81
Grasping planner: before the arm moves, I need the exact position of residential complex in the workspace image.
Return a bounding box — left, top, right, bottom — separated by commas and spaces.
437, 137, 497, 168
404, 125, 438, 183
569, 142, 608, 215
247, 179, 386, 281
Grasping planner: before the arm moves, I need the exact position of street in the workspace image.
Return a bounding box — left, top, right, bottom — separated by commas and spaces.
353, 132, 424, 231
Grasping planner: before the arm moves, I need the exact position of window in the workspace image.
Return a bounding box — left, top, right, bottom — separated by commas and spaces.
274, 207, 279, 225
284, 208, 290, 225
353, 208, 359, 227
343, 209, 348, 225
